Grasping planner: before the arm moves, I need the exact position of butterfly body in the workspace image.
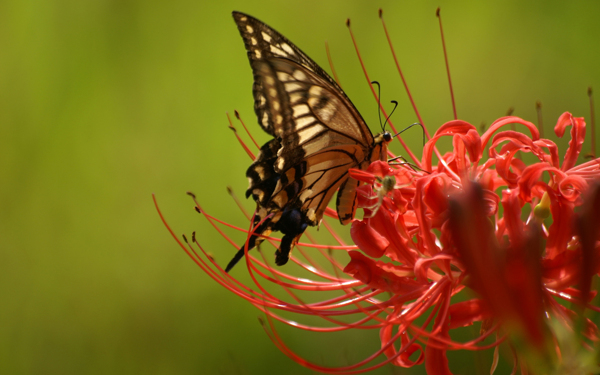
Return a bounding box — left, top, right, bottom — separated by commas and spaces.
225, 12, 391, 272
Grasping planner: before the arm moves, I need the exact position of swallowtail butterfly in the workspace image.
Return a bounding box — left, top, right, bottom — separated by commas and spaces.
226, 11, 392, 272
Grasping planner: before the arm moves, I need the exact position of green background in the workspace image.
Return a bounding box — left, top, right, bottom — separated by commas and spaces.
2, 0, 599, 374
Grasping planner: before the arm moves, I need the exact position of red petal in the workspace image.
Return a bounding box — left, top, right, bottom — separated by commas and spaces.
576, 183, 600, 305
494, 149, 526, 187
545, 190, 576, 260
350, 219, 389, 258
554, 112, 586, 171
425, 312, 453, 375
397, 332, 424, 367
369, 202, 418, 264
501, 189, 525, 248
448, 299, 491, 329
518, 163, 565, 202
449, 184, 514, 315
542, 248, 581, 288
480, 116, 540, 149
557, 175, 588, 202
366, 160, 395, 176
533, 138, 560, 167
348, 168, 376, 184
422, 120, 478, 172
379, 324, 425, 368
344, 251, 425, 295
413, 253, 454, 283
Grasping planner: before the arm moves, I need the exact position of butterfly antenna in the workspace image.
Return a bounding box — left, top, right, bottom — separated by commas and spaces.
382, 100, 398, 131
392, 122, 426, 147
371, 80, 385, 132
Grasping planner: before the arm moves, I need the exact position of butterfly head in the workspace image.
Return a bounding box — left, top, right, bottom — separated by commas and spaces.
374, 131, 393, 147
382, 131, 393, 143
370, 131, 393, 163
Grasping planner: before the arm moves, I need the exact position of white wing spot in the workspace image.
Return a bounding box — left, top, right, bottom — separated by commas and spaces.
298, 124, 325, 144
268, 88, 277, 98
265, 75, 275, 85
240, 16, 247, 21
251, 37, 257, 45
246, 25, 254, 33
272, 193, 287, 208
308, 85, 324, 97
276, 71, 291, 82
289, 92, 303, 105
293, 104, 310, 117
299, 189, 313, 203
252, 188, 265, 202
308, 86, 337, 121
275, 114, 283, 125
254, 165, 265, 179
258, 94, 266, 106
277, 157, 286, 170
261, 112, 269, 125
285, 82, 302, 92
270, 45, 286, 56
295, 115, 316, 130
261, 31, 271, 42
254, 49, 262, 59
281, 43, 294, 55
273, 100, 280, 111
293, 70, 307, 81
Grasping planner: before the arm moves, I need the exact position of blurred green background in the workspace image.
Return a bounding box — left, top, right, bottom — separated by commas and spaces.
2, 0, 599, 374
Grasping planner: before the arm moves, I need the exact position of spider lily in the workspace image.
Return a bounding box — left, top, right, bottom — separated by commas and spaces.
155, 10, 600, 375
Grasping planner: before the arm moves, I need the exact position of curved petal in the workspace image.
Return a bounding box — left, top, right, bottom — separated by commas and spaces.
557, 174, 588, 202
350, 219, 389, 258
448, 299, 491, 329
344, 251, 425, 295
422, 120, 478, 173
481, 116, 540, 149
518, 163, 566, 202
554, 112, 586, 171
533, 138, 560, 167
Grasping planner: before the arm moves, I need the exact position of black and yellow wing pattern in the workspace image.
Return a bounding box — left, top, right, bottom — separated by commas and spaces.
226, 11, 392, 272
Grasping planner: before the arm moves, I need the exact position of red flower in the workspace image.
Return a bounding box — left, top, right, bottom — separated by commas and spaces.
155, 11, 600, 375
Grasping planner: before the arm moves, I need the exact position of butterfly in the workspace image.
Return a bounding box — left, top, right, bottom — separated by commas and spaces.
225, 11, 392, 272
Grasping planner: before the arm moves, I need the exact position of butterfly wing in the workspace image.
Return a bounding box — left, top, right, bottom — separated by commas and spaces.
227, 12, 387, 271
234, 11, 376, 219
